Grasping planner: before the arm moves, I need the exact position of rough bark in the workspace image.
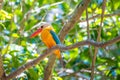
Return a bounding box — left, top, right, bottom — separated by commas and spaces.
0, 53, 5, 79
59, 0, 91, 42
43, 55, 56, 80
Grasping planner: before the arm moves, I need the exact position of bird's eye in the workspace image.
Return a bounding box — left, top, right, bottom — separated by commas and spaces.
41, 26, 43, 28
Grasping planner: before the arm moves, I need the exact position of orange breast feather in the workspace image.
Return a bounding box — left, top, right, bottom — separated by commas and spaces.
41, 29, 61, 58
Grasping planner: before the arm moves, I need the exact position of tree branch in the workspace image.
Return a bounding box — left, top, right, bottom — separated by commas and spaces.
86, 8, 90, 39
2, 35, 120, 80
59, 0, 91, 42
61, 70, 89, 80
17, 1, 64, 37
79, 12, 120, 23
90, 0, 106, 80
43, 55, 56, 80
0, 0, 6, 80
19, 1, 64, 33
0, 51, 5, 80
0, 0, 3, 9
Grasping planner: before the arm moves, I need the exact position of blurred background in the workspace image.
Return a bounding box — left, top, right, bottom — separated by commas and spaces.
0, 0, 120, 80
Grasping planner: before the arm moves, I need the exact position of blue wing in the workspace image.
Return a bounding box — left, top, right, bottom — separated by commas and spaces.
50, 30, 61, 44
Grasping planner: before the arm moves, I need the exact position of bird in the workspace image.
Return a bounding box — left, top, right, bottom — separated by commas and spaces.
30, 22, 64, 67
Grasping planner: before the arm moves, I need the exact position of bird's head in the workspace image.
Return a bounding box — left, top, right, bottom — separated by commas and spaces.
30, 22, 53, 38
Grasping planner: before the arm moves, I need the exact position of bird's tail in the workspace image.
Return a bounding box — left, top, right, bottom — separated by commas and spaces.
54, 50, 65, 68
59, 57, 66, 68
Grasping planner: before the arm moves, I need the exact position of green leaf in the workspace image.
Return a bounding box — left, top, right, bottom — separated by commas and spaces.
28, 69, 39, 80
2, 46, 10, 54
11, 33, 20, 38
21, 40, 27, 47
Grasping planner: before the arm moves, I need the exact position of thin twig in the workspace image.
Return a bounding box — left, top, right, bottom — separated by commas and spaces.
18, 1, 64, 34
86, 8, 93, 61
61, 68, 100, 80
90, 0, 106, 80
86, 8, 90, 39
79, 12, 120, 23
18, 0, 36, 34
29, 1, 64, 14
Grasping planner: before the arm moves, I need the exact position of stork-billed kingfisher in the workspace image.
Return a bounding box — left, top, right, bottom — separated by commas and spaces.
30, 22, 62, 59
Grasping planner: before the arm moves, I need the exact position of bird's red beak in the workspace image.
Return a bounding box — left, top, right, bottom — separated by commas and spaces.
30, 28, 42, 38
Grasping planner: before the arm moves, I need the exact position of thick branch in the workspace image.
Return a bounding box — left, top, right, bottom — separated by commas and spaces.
3, 35, 120, 80
43, 55, 56, 80
59, 0, 91, 42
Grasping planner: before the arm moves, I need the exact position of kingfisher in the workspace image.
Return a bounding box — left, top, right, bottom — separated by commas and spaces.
30, 22, 64, 66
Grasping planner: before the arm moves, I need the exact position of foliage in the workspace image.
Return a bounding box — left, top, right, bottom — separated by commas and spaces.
0, 0, 120, 80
